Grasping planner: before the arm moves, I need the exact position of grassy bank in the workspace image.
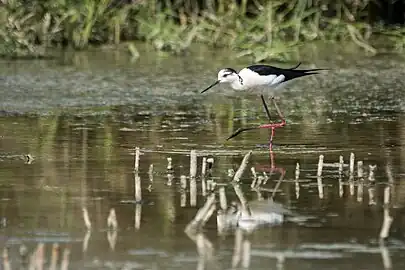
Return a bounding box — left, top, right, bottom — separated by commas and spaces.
1, 0, 404, 61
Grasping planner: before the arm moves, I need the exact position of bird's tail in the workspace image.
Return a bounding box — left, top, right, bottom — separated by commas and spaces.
289, 62, 329, 74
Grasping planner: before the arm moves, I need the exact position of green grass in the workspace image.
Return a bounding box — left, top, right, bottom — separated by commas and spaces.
0, 0, 404, 61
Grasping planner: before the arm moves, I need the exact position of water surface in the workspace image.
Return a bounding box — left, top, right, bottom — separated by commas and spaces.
1, 47, 405, 269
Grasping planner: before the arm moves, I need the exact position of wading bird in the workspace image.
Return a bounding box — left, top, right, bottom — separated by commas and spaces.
201, 63, 326, 150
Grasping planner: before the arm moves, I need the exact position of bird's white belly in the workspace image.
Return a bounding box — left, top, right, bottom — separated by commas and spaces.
232, 68, 286, 91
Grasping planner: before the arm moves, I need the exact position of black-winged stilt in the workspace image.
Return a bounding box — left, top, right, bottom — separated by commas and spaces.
201, 63, 327, 150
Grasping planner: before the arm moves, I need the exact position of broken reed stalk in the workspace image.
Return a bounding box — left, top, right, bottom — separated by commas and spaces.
185, 193, 216, 231
219, 186, 227, 210
262, 172, 269, 184
190, 150, 197, 179
134, 147, 140, 172
167, 171, 174, 186
368, 164, 377, 205
148, 164, 154, 182
233, 151, 252, 182
201, 157, 207, 177
379, 186, 393, 241
233, 183, 251, 216
317, 155, 324, 177
228, 169, 235, 178
317, 155, 324, 199
368, 165, 377, 182
201, 157, 207, 196
190, 174, 197, 207
167, 157, 173, 171
180, 175, 187, 207
82, 207, 91, 230
349, 152, 355, 175
349, 153, 355, 196
107, 208, 118, 230
135, 173, 142, 202
338, 156, 344, 197
357, 161, 364, 202
295, 162, 300, 199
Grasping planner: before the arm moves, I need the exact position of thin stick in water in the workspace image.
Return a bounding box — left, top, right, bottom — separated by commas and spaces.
134, 147, 140, 172
379, 186, 393, 241
180, 175, 187, 207
148, 164, 154, 185
251, 167, 257, 179
219, 186, 227, 210
134, 173, 142, 202
295, 162, 300, 199
338, 156, 344, 197
167, 157, 173, 171
190, 150, 197, 179
233, 151, 252, 182
368, 164, 377, 205
190, 175, 197, 207
201, 157, 207, 196
349, 152, 355, 176
317, 154, 324, 199
349, 153, 355, 196
317, 155, 324, 177
357, 161, 364, 202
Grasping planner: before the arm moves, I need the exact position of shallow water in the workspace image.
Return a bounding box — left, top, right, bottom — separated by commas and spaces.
1, 47, 405, 269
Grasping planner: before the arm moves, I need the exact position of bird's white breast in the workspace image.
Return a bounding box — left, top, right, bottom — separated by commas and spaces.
231, 68, 286, 91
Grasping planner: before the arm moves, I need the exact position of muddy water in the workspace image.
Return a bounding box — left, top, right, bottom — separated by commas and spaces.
1, 47, 405, 269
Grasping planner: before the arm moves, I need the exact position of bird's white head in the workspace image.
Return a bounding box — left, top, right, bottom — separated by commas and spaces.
201, 68, 242, 93
217, 68, 239, 83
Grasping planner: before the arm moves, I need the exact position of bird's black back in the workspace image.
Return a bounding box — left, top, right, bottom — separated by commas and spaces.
246, 64, 326, 82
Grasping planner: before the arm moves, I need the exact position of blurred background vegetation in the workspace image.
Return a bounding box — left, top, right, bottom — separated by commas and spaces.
1, 0, 405, 61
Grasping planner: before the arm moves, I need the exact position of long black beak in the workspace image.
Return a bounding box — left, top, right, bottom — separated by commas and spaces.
201, 80, 219, 93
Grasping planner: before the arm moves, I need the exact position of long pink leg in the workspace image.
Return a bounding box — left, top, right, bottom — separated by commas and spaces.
226, 96, 286, 150
258, 96, 286, 151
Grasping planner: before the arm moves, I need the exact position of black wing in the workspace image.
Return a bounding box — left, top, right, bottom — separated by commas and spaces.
246, 64, 327, 82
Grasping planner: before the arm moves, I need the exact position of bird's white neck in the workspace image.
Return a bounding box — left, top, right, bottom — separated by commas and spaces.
230, 80, 246, 90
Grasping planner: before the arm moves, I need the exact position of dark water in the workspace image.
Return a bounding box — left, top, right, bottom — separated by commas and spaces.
1, 47, 405, 269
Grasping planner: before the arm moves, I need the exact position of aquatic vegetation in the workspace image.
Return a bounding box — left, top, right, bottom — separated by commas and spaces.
0, 0, 404, 60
